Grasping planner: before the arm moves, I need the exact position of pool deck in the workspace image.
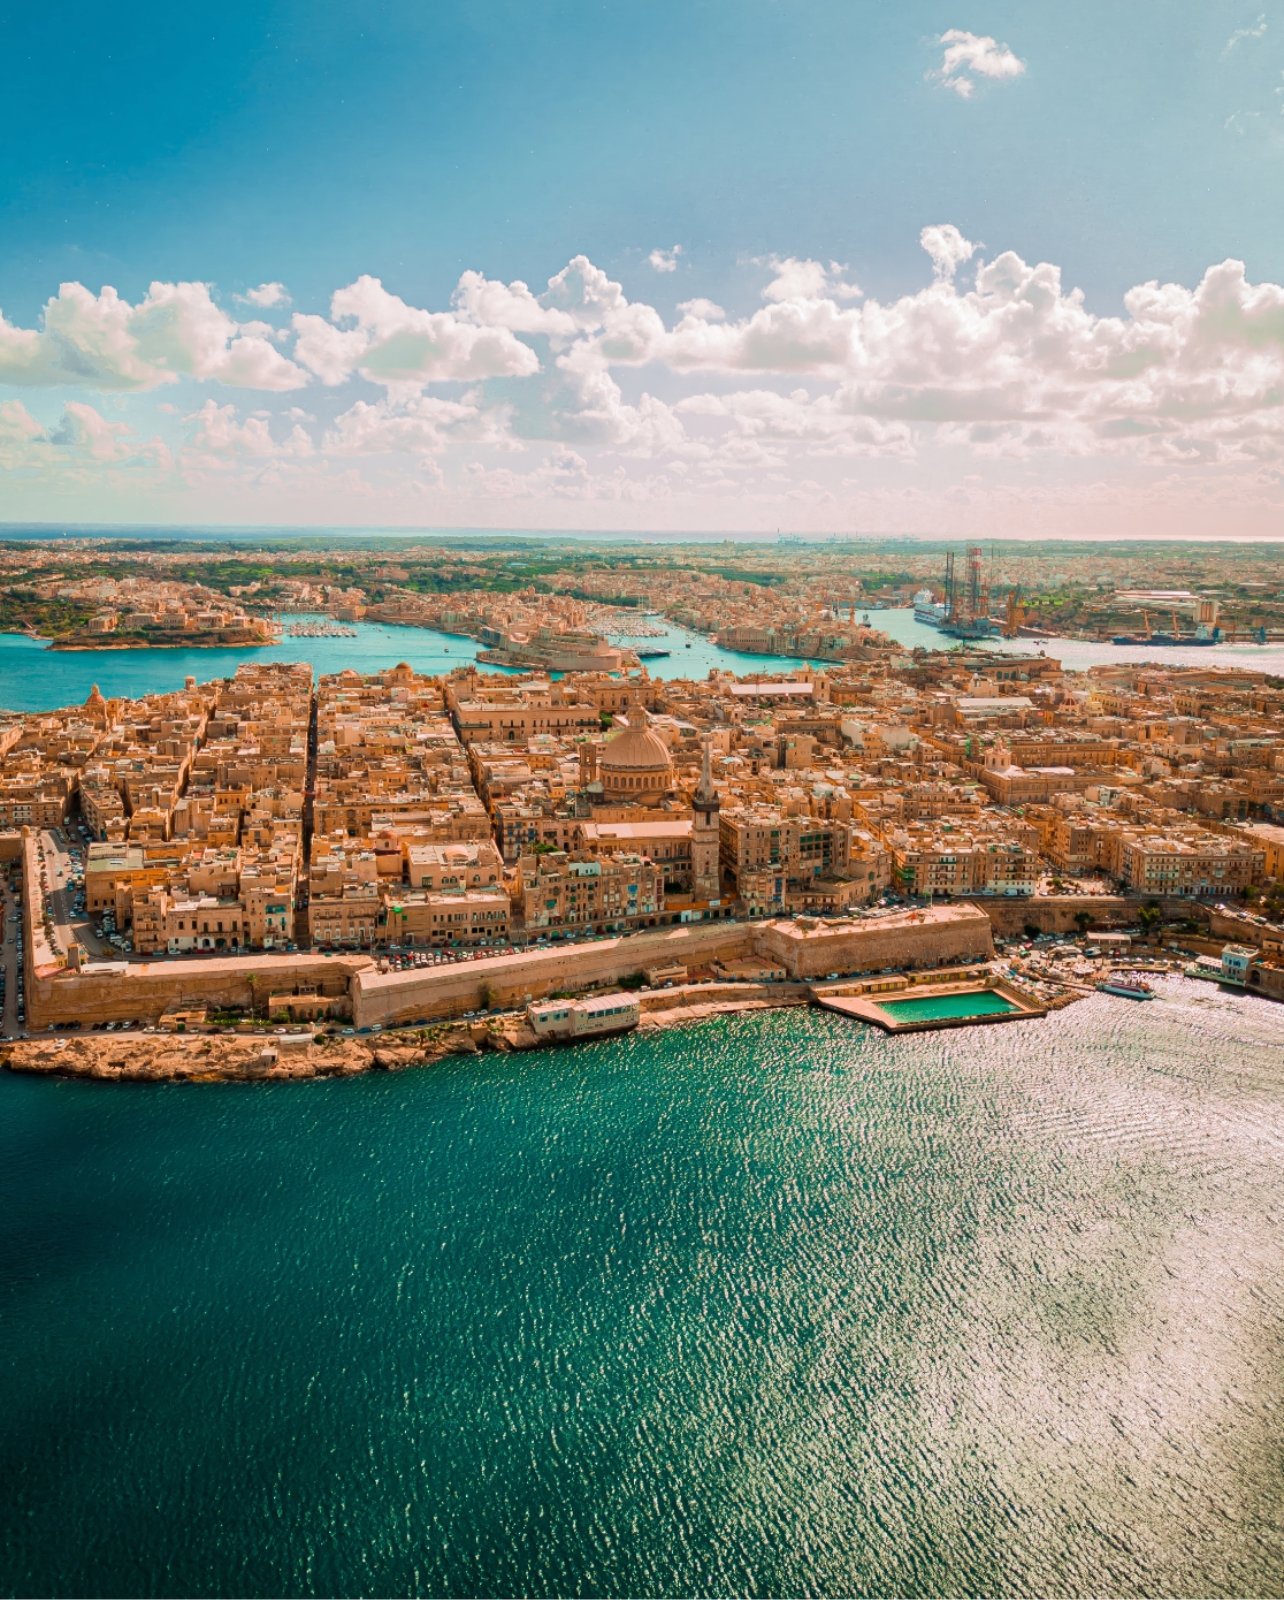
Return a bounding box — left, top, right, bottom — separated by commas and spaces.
816, 978, 1048, 1034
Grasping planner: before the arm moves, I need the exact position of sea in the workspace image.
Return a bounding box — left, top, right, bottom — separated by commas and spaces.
2, 982, 1282, 1597
2, 609, 1282, 715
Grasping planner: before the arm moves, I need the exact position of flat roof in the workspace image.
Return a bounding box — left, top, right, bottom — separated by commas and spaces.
580, 820, 692, 840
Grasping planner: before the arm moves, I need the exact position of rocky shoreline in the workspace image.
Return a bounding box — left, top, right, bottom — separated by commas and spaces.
0, 992, 812, 1083
1, 1021, 517, 1083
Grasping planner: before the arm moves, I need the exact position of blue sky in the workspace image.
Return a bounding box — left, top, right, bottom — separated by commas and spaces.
2, 1, 1283, 536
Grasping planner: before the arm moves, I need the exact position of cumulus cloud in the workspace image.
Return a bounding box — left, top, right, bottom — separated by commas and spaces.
920, 223, 977, 281
239, 282, 291, 308
930, 29, 1026, 98
677, 297, 726, 321
292, 275, 542, 390
9, 235, 1284, 528
647, 245, 683, 273
185, 398, 313, 459
323, 394, 514, 456
451, 270, 579, 336
762, 256, 861, 302
1224, 13, 1266, 52
0, 281, 309, 391
0, 398, 170, 471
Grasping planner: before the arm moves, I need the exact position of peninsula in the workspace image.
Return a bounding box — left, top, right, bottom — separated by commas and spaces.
3, 633, 1282, 1075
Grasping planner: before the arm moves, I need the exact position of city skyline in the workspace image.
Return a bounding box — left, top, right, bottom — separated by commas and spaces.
3, 1, 1284, 536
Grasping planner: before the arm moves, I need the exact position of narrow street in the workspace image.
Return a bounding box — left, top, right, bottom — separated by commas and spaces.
1, 869, 23, 1037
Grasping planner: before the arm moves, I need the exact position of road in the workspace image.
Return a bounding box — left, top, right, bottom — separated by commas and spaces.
1, 869, 21, 1037
39, 825, 114, 962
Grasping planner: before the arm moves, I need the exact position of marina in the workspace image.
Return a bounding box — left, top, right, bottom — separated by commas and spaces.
282, 620, 358, 638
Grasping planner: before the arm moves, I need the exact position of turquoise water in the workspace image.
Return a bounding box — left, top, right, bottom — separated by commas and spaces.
3, 982, 1283, 1597
0, 621, 491, 714
877, 989, 1019, 1022
7, 608, 1279, 715
0, 615, 817, 714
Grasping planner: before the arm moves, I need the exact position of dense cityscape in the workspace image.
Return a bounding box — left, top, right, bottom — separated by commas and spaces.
6, 4, 1284, 1596
3, 536, 1282, 1078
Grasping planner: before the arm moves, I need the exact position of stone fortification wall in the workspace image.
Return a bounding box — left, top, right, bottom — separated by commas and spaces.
16, 825, 371, 1027
1209, 907, 1283, 955
27, 951, 371, 1028
352, 909, 995, 1028
755, 907, 993, 978
976, 895, 1134, 937
978, 894, 1215, 938
354, 922, 756, 1028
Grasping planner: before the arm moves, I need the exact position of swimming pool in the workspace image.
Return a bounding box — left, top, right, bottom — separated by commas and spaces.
876, 989, 1020, 1023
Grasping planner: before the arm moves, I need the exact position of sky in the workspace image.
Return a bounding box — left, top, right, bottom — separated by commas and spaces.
2, 0, 1284, 538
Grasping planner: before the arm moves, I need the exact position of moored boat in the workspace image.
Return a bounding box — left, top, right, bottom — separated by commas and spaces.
1096, 973, 1155, 1000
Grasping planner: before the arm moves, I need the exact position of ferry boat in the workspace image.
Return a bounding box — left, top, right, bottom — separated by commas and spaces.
1096, 973, 1155, 1000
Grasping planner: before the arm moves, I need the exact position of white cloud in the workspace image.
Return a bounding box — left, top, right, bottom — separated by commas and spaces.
184, 399, 312, 459
0, 281, 309, 391
239, 282, 291, 308
930, 29, 1026, 99
8, 235, 1284, 532
323, 394, 514, 455
920, 224, 977, 281
292, 275, 542, 389
762, 256, 861, 302
647, 245, 683, 273
677, 297, 726, 321
0, 398, 171, 471
451, 270, 578, 336
1224, 14, 1267, 53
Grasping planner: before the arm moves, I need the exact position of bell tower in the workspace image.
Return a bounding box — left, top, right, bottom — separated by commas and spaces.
691, 737, 721, 903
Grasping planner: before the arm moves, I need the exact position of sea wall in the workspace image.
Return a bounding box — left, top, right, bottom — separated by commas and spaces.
27, 950, 371, 1028
351, 909, 993, 1028
353, 922, 755, 1028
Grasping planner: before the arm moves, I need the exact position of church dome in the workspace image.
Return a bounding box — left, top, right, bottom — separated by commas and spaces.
600, 712, 673, 802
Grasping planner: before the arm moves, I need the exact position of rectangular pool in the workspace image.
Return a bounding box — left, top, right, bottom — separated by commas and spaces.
877, 989, 1020, 1023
